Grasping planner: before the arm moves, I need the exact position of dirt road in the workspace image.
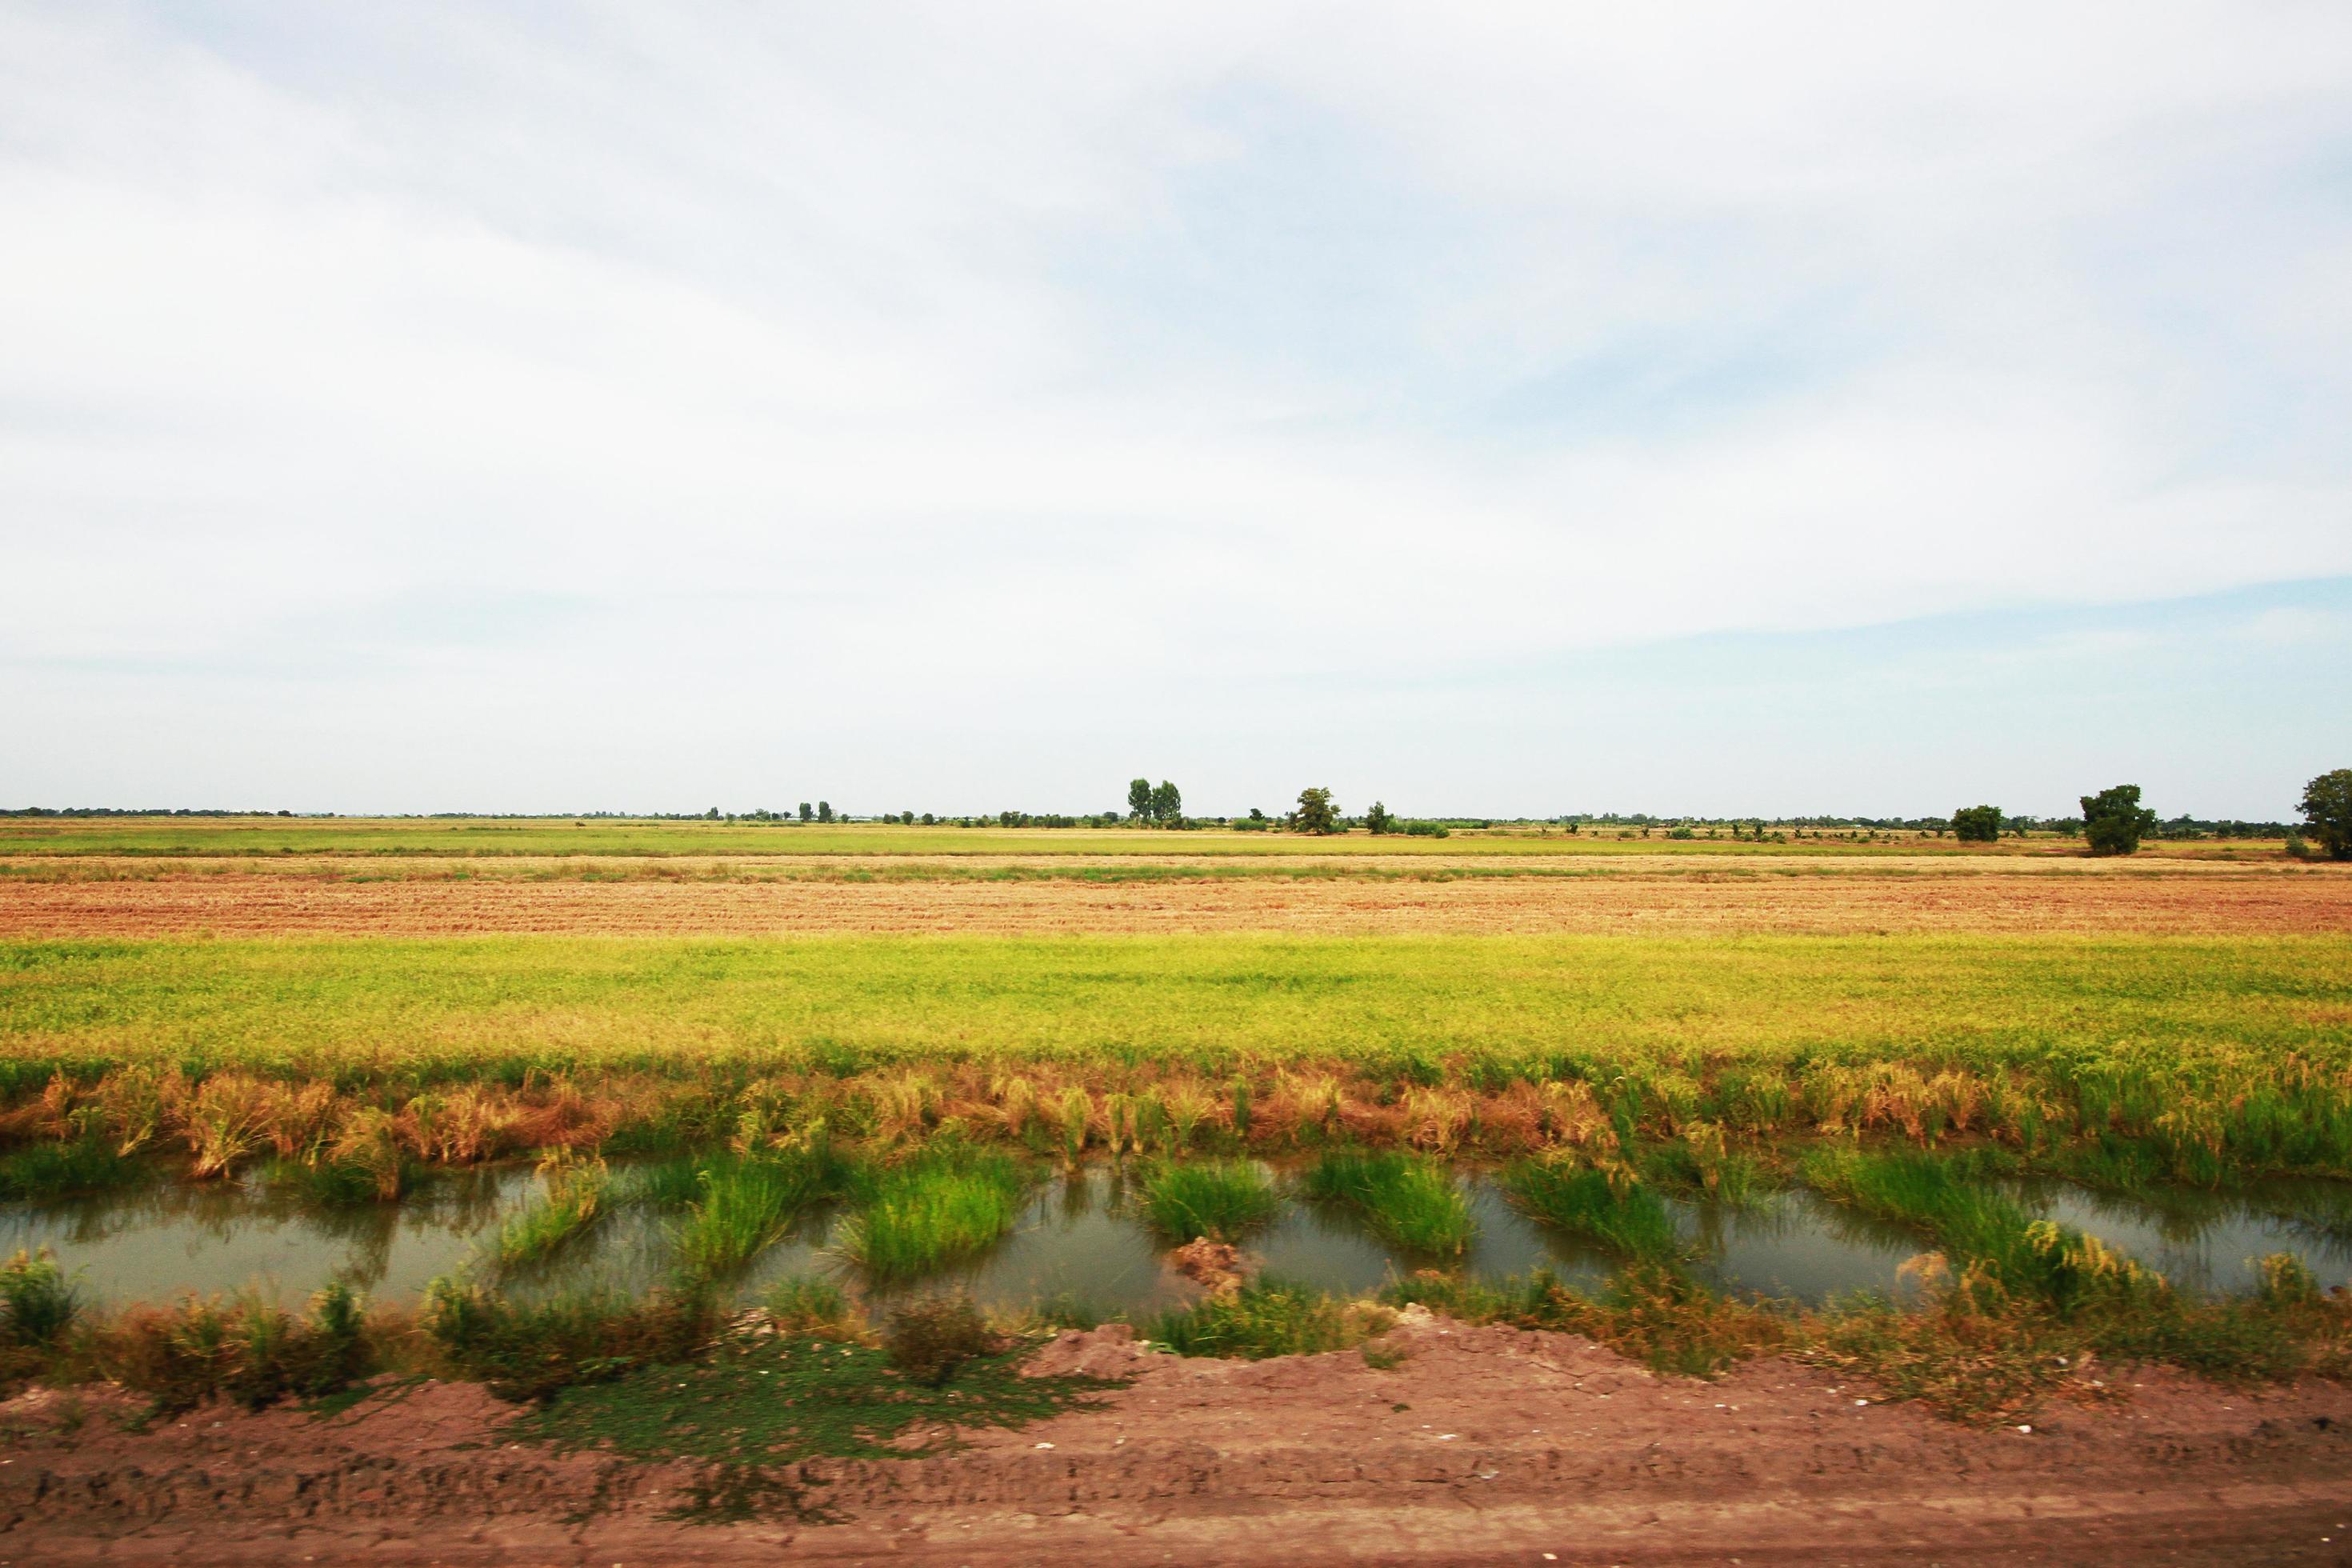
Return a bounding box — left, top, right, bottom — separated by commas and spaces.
4, 1314, 2346, 1565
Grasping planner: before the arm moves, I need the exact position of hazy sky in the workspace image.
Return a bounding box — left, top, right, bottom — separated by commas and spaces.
5, 3, 2349, 819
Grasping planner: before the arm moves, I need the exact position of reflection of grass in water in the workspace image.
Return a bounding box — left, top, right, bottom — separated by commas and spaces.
1504, 1162, 1682, 1262
833, 1150, 1030, 1280
1302, 1150, 1475, 1255
1139, 1159, 1278, 1243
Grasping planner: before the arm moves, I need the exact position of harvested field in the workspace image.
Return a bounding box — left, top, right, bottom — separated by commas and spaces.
3, 1316, 2348, 1565
4, 860, 2348, 936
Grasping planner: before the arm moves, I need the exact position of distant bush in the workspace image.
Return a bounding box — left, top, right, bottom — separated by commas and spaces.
1402, 821, 1449, 838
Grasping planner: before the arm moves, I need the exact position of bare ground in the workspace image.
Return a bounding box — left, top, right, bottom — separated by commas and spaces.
3, 1314, 2347, 1566
3, 862, 2349, 936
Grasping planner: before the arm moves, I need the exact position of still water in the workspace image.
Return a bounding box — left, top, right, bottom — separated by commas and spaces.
3, 1163, 2346, 1315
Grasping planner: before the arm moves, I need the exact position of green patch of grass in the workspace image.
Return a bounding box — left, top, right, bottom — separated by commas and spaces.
1302, 1149, 1476, 1254
0, 1249, 80, 1346
765, 1278, 862, 1338
1146, 1278, 1387, 1359
1139, 1158, 1278, 1243
832, 1150, 1030, 1279
492, 1158, 611, 1272
1504, 1161, 1683, 1262
672, 1148, 839, 1284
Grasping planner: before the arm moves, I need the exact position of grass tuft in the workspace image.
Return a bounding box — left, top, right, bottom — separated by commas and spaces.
1302, 1149, 1476, 1254
1505, 1160, 1683, 1261
1139, 1158, 1278, 1243
1147, 1278, 1389, 1359
832, 1150, 1030, 1279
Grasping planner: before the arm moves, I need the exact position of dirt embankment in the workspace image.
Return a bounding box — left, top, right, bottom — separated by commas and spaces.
3, 1314, 2347, 1565
4, 865, 2349, 937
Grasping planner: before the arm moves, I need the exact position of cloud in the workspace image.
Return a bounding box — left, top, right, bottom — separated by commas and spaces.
2, 2, 2350, 810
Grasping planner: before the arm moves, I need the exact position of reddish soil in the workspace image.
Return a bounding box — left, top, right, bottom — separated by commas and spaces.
3, 864, 2349, 936
3, 1314, 2347, 1565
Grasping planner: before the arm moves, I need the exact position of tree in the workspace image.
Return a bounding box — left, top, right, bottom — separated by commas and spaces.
1364, 800, 1394, 834
2301, 769, 2352, 860
817, 801, 834, 823
1149, 780, 1182, 823
1127, 778, 1153, 822
1294, 786, 1338, 834
1952, 804, 2002, 843
2080, 784, 2155, 857
798, 802, 813, 822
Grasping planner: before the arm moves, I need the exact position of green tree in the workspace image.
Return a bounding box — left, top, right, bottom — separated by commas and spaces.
798, 802, 813, 822
1363, 800, 1394, 834
1951, 804, 2002, 843
1149, 780, 1182, 823
817, 801, 834, 824
2300, 769, 2352, 860
1294, 786, 1338, 835
2080, 784, 2155, 856
1127, 778, 1153, 822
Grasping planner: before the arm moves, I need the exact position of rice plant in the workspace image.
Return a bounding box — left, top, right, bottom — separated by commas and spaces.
492, 1152, 611, 1271
1302, 1149, 1476, 1254
832, 1150, 1030, 1279
672, 1146, 838, 1283
1139, 1158, 1278, 1243
1504, 1159, 1682, 1262
0, 1249, 81, 1346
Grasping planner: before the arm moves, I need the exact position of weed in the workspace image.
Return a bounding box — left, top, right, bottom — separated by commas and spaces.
1139, 1158, 1278, 1243
766, 1278, 862, 1338
493, 1152, 610, 1272
422, 1278, 714, 1402
673, 1146, 838, 1283
1505, 1159, 1683, 1261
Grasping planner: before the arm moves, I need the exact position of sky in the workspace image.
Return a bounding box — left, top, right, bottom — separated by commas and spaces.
3, 2, 2349, 821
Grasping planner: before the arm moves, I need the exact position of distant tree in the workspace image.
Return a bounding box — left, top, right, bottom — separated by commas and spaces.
798, 802, 813, 822
899, 810, 914, 826
2081, 784, 2156, 857
817, 801, 834, 824
920, 812, 936, 826
1294, 786, 1338, 835
706, 806, 720, 820
1247, 806, 1266, 822
2301, 769, 2352, 860
1127, 778, 1153, 822
1149, 780, 1182, 822
1952, 804, 2002, 843
1364, 800, 1394, 834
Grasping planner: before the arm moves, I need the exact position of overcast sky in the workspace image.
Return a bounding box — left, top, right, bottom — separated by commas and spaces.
4, 2, 2348, 819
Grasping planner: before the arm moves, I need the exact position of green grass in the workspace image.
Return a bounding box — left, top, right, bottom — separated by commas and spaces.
1302, 1150, 1476, 1254
490, 1159, 611, 1272
0, 1135, 143, 1201
1505, 1162, 1684, 1262
671, 1150, 838, 1282
832, 1150, 1030, 1278
1140, 1158, 1279, 1242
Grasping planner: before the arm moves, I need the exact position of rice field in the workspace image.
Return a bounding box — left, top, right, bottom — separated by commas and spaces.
0, 814, 2345, 1417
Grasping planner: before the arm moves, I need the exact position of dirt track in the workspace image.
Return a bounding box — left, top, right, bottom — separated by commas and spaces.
4, 1314, 2347, 1566
4, 863, 2349, 936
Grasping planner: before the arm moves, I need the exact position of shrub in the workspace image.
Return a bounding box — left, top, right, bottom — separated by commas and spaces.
882, 1295, 994, 1385
2301, 769, 2352, 860
109, 1284, 373, 1414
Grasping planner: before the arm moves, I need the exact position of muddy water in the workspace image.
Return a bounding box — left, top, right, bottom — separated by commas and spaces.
2, 1165, 2346, 1316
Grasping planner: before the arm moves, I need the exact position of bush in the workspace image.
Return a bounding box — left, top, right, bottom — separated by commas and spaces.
882, 1295, 994, 1386
110, 1284, 373, 1414
1147, 1279, 1385, 1359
